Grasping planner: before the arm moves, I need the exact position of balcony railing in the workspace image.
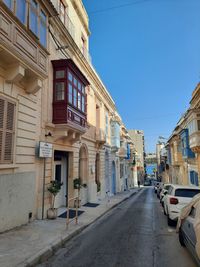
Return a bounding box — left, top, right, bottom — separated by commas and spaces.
95, 129, 106, 148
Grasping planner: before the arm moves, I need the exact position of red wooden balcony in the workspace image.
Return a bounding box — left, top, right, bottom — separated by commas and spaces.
51, 59, 89, 141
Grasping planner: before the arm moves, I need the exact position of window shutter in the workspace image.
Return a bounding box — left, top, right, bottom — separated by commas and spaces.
4, 102, 15, 163
0, 98, 5, 162
0, 98, 15, 164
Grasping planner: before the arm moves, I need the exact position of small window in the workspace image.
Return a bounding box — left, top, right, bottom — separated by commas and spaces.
0, 98, 15, 164
68, 71, 73, 82
73, 88, 77, 107
82, 85, 85, 94
82, 96, 85, 112
56, 70, 65, 79
68, 84, 72, 104
55, 82, 65, 101
78, 92, 81, 110
30, 0, 38, 36
16, 0, 26, 24
73, 78, 77, 87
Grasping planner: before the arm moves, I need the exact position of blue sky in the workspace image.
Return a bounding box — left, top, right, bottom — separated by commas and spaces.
82, 0, 200, 152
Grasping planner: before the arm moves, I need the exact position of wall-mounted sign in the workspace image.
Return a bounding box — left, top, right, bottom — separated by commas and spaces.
39, 142, 53, 158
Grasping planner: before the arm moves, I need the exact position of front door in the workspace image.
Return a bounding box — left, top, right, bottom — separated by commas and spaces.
54, 159, 67, 208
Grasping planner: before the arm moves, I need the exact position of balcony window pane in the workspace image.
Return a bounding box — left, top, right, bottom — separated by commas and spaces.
78, 92, 81, 110
73, 78, 77, 87
68, 84, 72, 104
82, 96, 85, 112
40, 10, 47, 47
78, 82, 81, 91
68, 71, 72, 82
30, 0, 38, 36
73, 88, 77, 107
16, 0, 26, 24
82, 85, 85, 94
55, 82, 65, 101
56, 70, 65, 79
3, 0, 12, 9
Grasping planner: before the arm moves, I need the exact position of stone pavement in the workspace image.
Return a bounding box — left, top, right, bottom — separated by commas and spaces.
0, 188, 141, 267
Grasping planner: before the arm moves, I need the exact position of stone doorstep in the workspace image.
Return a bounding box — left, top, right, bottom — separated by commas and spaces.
19, 189, 140, 267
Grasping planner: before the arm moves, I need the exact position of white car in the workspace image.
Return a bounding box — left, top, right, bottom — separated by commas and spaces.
163, 184, 200, 226
160, 183, 172, 206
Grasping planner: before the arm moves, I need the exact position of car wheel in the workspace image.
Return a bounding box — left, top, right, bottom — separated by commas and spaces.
167, 215, 174, 226
179, 228, 185, 247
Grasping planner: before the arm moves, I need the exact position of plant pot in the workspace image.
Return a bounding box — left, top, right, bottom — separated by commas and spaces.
47, 208, 58, 219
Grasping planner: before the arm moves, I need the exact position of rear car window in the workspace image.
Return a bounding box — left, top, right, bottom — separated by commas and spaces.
175, 189, 200, 198
168, 186, 173, 195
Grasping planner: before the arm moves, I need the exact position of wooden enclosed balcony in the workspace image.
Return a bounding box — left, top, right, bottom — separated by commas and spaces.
51, 59, 89, 142
0, 3, 49, 93
190, 131, 200, 153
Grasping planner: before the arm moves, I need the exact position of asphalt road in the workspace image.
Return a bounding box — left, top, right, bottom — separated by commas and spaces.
38, 187, 197, 267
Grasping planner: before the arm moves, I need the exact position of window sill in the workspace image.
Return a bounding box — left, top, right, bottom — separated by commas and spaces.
0, 164, 19, 170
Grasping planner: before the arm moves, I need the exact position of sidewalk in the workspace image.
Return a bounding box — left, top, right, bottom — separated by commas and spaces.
0, 188, 141, 267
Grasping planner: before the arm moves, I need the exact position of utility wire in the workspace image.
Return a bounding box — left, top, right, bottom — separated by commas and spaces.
88, 0, 153, 15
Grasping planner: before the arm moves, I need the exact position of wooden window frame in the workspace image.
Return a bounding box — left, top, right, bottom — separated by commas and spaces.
0, 96, 16, 164
53, 66, 87, 114
53, 67, 66, 102
67, 69, 86, 114
3, 0, 48, 48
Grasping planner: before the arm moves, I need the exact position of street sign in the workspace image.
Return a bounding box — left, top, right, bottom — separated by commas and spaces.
39, 142, 53, 158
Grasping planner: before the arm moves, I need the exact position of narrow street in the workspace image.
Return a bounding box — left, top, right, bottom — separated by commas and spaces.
38, 187, 197, 267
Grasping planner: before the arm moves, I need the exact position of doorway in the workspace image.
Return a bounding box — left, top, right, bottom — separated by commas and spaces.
79, 145, 89, 204
54, 151, 68, 208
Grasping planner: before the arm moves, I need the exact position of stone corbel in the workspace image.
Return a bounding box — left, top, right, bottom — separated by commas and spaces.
6, 64, 25, 83
53, 130, 68, 141
26, 78, 42, 94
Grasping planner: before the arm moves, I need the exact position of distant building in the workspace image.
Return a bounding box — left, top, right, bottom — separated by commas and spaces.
128, 130, 146, 183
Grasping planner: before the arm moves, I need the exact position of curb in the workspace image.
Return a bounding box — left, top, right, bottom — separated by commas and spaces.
24, 189, 141, 267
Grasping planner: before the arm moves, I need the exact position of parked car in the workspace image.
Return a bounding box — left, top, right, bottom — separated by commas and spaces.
177, 194, 200, 266
144, 180, 151, 186
160, 184, 172, 206
154, 182, 160, 193
163, 184, 200, 226
157, 182, 164, 199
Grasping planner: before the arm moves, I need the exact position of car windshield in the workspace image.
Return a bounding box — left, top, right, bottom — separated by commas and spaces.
175, 189, 200, 198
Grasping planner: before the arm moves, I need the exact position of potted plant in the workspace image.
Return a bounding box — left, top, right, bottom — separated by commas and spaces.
97, 181, 101, 193
73, 178, 87, 207
47, 180, 63, 219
